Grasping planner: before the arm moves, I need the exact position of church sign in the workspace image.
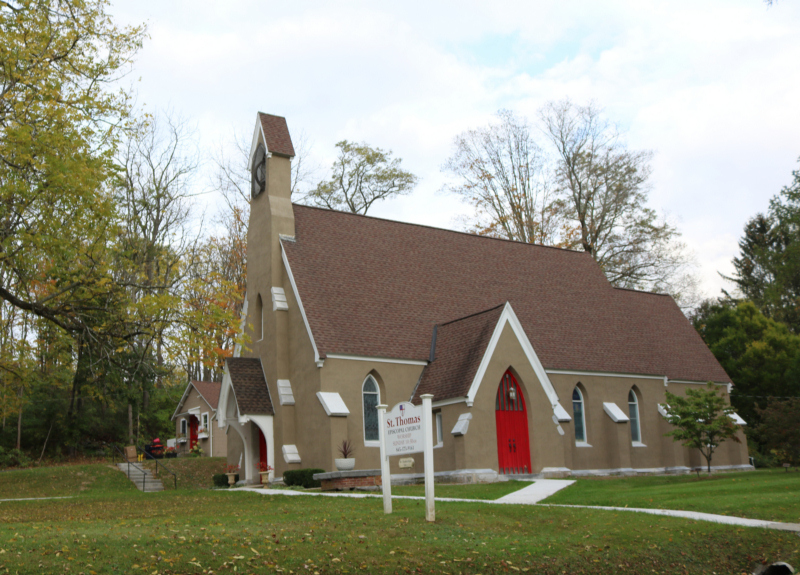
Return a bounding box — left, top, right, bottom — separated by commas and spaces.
378, 395, 436, 522
385, 402, 424, 457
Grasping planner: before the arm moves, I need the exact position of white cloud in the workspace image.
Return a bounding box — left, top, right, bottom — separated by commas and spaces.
111, 0, 800, 300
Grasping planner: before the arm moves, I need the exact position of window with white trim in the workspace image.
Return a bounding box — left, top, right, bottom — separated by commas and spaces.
362, 376, 380, 444
628, 389, 641, 443
180, 418, 187, 436
573, 386, 587, 443
201, 412, 209, 432
435, 411, 443, 446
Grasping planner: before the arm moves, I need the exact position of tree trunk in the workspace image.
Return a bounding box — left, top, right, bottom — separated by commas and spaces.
128, 403, 134, 444
16, 386, 23, 450
67, 337, 85, 421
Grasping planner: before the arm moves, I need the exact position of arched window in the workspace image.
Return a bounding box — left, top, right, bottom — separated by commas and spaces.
628, 389, 641, 443
362, 376, 380, 444
255, 294, 264, 341
573, 386, 587, 443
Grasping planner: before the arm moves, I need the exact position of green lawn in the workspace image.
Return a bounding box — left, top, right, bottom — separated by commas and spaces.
543, 468, 800, 523
391, 480, 532, 500
0, 465, 797, 574
141, 456, 227, 490
0, 463, 128, 499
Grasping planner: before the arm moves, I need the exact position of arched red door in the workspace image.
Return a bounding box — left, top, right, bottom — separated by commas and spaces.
495, 370, 531, 474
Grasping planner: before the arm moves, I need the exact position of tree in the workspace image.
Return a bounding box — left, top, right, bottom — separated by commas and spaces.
664, 383, 741, 473
442, 110, 572, 245
302, 141, 417, 214
728, 159, 800, 332
443, 101, 697, 307
692, 300, 800, 425
0, 0, 145, 411
755, 398, 800, 466
540, 100, 695, 300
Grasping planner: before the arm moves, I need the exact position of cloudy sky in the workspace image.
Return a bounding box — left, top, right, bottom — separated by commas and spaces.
110, 0, 800, 300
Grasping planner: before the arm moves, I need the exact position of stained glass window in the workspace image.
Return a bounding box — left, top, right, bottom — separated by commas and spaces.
363, 376, 380, 442
573, 387, 586, 443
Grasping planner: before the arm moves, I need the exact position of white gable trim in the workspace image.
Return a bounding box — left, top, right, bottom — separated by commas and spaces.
280, 240, 324, 368
171, 382, 194, 421
248, 114, 272, 171
547, 369, 731, 386
234, 294, 248, 358
465, 302, 568, 422
217, 367, 238, 427
547, 369, 664, 381
171, 381, 216, 421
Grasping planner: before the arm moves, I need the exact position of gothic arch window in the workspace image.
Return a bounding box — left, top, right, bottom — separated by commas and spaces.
628, 389, 642, 444
255, 294, 264, 341
362, 375, 380, 445
573, 386, 587, 444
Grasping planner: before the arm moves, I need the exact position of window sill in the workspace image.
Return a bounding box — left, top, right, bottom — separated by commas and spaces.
364, 441, 380, 448
632, 441, 647, 447
575, 442, 592, 448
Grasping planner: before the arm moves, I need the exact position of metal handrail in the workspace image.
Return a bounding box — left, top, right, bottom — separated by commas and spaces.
106, 443, 148, 492
141, 448, 177, 490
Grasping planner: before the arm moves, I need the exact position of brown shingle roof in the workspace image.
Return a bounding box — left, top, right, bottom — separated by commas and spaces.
192, 381, 221, 410
227, 358, 273, 415
282, 205, 730, 384
413, 305, 505, 402
259, 113, 295, 158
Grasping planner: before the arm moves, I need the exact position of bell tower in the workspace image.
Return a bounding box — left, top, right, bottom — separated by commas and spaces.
245, 112, 295, 375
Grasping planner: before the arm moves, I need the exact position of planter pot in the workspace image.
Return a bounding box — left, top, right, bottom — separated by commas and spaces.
198, 433, 209, 439
335, 458, 356, 471
177, 438, 187, 444
226, 473, 237, 486
165, 453, 177, 459
259, 472, 270, 487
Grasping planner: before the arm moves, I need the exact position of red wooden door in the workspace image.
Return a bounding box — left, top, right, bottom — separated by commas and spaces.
189, 416, 198, 449
495, 370, 531, 474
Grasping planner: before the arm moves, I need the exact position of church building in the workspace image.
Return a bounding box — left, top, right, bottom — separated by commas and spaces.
217, 112, 751, 484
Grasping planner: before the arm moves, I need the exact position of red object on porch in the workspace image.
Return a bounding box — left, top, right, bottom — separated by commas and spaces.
189, 416, 198, 449
495, 370, 531, 475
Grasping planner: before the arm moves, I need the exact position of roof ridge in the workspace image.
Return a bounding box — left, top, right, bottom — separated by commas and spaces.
613, 286, 670, 297
291, 203, 593, 256
439, 303, 506, 327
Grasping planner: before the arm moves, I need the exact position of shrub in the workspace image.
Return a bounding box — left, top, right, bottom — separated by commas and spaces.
212, 473, 239, 487
756, 398, 800, 466
283, 468, 325, 488
0, 447, 32, 469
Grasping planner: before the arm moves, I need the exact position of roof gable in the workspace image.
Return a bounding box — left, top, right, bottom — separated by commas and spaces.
192, 381, 221, 410
226, 358, 274, 415
258, 113, 295, 158
171, 380, 220, 421
281, 205, 729, 383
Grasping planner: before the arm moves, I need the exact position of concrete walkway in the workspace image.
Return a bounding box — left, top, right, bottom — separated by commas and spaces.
0, 496, 75, 503
495, 479, 575, 504
230, 480, 800, 533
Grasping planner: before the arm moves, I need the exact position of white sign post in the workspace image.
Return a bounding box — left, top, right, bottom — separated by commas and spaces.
420, 394, 435, 522
379, 396, 435, 521
377, 404, 391, 514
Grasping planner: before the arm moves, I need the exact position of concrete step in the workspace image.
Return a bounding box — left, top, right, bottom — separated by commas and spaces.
116, 462, 165, 493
